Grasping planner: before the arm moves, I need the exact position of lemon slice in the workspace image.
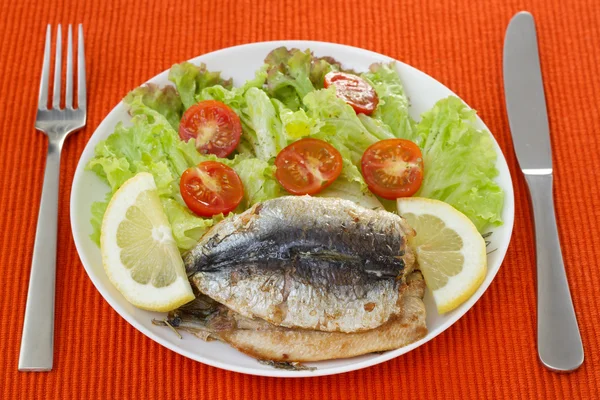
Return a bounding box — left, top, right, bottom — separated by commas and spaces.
101, 172, 194, 312
397, 197, 487, 313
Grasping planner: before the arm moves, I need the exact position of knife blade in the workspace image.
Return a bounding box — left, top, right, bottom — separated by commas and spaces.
503, 11, 552, 174
503, 11, 584, 372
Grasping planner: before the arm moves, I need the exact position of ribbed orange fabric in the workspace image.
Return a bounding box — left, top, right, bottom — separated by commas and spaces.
1, 0, 598, 398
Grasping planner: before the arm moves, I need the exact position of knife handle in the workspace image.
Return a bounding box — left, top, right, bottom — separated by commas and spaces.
524, 173, 584, 372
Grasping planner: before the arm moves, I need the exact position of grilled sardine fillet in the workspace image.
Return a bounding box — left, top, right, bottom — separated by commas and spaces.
184, 196, 416, 333
165, 271, 427, 362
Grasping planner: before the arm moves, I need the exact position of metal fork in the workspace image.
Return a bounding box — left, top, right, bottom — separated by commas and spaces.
18, 24, 86, 371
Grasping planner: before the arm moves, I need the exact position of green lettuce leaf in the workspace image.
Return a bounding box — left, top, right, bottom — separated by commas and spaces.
197, 84, 246, 110
362, 62, 417, 141
195, 63, 268, 111
416, 96, 504, 231
317, 179, 383, 210
317, 134, 367, 190
89, 195, 110, 246
168, 62, 233, 109
272, 99, 323, 141
86, 150, 134, 194
160, 198, 217, 251
86, 118, 178, 197
303, 87, 379, 155
265, 47, 315, 105
124, 84, 184, 131
242, 87, 284, 161
309, 57, 334, 89
235, 136, 257, 157
357, 114, 396, 141
263, 48, 356, 110
231, 158, 281, 207
242, 64, 270, 90
175, 139, 232, 168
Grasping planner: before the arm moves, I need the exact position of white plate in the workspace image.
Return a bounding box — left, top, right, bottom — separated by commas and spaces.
70, 41, 515, 377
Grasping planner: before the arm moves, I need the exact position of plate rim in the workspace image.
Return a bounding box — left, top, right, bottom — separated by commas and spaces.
70, 40, 515, 377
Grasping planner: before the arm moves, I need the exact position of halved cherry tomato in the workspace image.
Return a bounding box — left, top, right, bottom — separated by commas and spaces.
179, 161, 244, 217
324, 71, 379, 115
179, 100, 242, 158
360, 139, 424, 199
275, 138, 343, 195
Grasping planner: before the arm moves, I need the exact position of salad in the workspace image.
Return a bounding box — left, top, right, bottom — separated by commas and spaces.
87, 47, 504, 252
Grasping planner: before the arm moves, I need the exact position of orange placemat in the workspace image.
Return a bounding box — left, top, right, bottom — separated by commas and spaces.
1, 0, 598, 398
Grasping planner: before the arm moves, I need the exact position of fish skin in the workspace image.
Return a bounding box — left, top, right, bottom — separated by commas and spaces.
184, 196, 415, 333
167, 271, 427, 362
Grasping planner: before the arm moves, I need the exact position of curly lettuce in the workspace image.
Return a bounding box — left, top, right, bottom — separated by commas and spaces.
264, 47, 316, 110
232, 158, 281, 206
415, 96, 504, 231
362, 62, 417, 141
304, 88, 379, 152
124, 84, 184, 131
168, 62, 233, 109
263, 47, 352, 110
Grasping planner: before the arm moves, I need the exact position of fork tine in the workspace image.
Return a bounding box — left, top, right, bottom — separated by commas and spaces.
38, 25, 51, 110
65, 25, 73, 109
52, 25, 62, 109
77, 24, 86, 110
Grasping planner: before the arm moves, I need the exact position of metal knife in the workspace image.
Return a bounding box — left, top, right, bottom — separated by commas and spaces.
503, 11, 584, 372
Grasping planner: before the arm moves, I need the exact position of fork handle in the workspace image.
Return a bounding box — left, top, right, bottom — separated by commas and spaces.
524, 173, 584, 372
18, 138, 63, 371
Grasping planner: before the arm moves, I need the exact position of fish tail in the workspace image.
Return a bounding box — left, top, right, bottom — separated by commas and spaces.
152, 295, 234, 340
